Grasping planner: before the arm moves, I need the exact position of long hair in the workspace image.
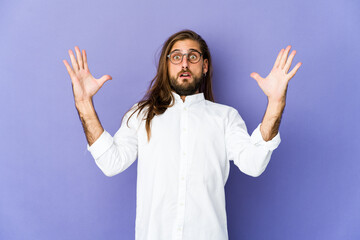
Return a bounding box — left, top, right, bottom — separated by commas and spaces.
126, 29, 215, 142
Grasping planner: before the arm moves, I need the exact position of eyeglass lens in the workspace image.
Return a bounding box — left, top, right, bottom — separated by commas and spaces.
169, 51, 201, 64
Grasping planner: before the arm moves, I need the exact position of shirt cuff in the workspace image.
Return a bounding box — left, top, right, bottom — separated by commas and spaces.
250, 123, 281, 151
87, 130, 114, 160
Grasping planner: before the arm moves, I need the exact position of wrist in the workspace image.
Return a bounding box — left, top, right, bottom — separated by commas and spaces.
264, 98, 286, 120
75, 99, 95, 116
267, 97, 286, 108
75, 98, 92, 107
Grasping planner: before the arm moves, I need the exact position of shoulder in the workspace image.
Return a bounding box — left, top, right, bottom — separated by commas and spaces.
204, 100, 238, 116
203, 100, 244, 125
126, 102, 148, 117
122, 102, 147, 128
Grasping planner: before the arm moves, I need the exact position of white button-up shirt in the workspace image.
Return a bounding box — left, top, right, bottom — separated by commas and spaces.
87, 91, 281, 240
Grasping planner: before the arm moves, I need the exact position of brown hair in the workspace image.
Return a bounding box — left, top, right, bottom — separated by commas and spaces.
126, 29, 215, 142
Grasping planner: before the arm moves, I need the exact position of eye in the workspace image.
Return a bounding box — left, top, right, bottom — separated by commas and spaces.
171, 52, 182, 61
189, 54, 197, 60
188, 51, 200, 62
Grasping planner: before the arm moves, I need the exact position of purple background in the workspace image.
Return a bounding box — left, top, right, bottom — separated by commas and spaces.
1, 0, 359, 239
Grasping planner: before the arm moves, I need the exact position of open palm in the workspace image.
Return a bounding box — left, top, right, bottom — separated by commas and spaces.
250, 45, 302, 102
63, 46, 111, 103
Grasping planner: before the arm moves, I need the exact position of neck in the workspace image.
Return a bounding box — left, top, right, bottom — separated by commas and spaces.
180, 89, 199, 102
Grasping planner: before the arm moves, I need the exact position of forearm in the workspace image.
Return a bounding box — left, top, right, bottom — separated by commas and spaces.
260, 99, 286, 141
75, 99, 104, 146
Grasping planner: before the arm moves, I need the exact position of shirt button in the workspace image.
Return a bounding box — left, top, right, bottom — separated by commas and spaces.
180, 202, 184, 206
178, 227, 182, 231
184, 107, 187, 111
182, 152, 186, 156
181, 176, 185, 180
183, 128, 186, 132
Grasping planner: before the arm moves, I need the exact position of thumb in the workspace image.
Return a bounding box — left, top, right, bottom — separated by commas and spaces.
250, 72, 263, 83
98, 74, 112, 86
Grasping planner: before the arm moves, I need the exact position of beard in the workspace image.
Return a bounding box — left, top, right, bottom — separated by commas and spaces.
169, 73, 203, 96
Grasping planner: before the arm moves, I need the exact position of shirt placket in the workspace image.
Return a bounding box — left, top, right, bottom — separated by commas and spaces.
173, 104, 189, 240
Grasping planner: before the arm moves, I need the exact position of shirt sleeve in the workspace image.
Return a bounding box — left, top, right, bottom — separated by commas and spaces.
225, 108, 281, 177
87, 104, 140, 177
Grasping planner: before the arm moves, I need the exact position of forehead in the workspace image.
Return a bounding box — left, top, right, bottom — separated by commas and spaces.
170, 39, 201, 52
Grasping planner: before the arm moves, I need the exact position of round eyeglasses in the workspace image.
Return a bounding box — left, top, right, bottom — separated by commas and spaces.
167, 50, 203, 64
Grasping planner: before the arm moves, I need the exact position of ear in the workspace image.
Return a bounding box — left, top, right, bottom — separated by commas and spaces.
203, 59, 209, 75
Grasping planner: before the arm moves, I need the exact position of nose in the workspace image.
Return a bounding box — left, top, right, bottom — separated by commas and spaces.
181, 55, 189, 69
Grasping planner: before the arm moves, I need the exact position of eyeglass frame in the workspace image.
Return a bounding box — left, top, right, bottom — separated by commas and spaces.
167, 49, 203, 65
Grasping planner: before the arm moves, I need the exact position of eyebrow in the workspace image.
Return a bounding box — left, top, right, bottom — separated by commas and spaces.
170, 48, 201, 53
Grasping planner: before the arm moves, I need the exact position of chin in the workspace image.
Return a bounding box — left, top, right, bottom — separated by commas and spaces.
178, 77, 192, 82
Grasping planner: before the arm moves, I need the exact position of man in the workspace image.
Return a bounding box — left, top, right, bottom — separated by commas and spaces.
63, 29, 302, 240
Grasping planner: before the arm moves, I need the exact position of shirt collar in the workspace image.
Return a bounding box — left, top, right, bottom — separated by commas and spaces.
171, 91, 205, 107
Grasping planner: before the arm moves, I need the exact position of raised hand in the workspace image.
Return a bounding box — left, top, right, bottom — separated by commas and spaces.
250, 45, 302, 103
63, 46, 112, 103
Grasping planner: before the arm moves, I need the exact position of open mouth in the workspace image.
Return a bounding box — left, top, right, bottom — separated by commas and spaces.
179, 72, 192, 78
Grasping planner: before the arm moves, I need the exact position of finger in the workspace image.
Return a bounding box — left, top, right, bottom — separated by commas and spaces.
273, 48, 284, 69
68, 49, 79, 72
63, 59, 75, 78
83, 49, 89, 71
280, 45, 291, 69
98, 74, 112, 87
75, 46, 84, 69
250, 72, 264, 83
284, 50, 296, 73
287, 62, 302, 81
